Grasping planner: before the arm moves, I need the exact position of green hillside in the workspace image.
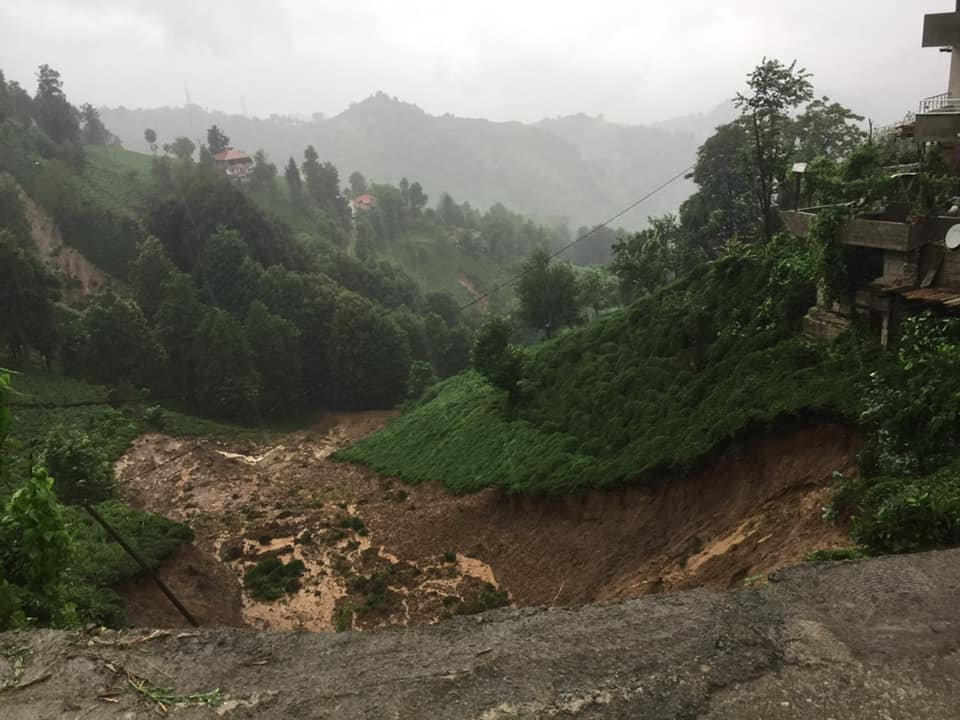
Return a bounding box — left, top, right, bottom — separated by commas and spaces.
99, 94, 696, 230
338, 241, 872, 493
382, 233, 514, 312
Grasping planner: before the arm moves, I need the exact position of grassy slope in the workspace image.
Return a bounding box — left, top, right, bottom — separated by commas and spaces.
6, 369, 253, 625
383, 233, 515, 312
339, 252, 873, 493
83, 145, 152, 216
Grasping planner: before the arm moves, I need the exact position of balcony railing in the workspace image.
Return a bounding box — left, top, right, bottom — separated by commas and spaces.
919, 93, 960, 114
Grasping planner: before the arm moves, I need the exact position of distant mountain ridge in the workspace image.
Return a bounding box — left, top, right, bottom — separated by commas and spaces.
100, 93, 706, 230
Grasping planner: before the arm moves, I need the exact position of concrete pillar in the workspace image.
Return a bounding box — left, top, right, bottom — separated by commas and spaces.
951, 45, 960, 98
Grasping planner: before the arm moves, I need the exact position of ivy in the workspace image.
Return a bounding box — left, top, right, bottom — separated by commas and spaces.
807, 206, 851, 304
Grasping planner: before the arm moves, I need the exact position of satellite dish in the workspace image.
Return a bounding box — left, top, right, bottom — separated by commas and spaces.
947, 225, 960, 251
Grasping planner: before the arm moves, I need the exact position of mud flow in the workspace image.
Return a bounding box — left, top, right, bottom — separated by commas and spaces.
115, 415, 857, 631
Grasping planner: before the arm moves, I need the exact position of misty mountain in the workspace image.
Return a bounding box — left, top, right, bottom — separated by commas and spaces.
654, 100, 738, 142
100, 94, 701, 230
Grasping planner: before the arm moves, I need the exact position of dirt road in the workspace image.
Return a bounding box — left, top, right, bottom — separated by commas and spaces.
3, 548, 959, 718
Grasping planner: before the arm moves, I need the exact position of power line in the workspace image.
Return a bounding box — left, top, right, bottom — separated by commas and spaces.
456, 163, 696, 313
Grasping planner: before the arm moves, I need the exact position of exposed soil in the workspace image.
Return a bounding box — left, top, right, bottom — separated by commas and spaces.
4, 548, 960, 719
114, 414, 857, 634
457, 271, 489, 310
5, 173, 120, 305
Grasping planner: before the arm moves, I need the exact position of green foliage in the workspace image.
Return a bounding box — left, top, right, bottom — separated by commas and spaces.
791, 97, 866, 160
142, 162, 301, 272
163, 137, 195, 161
859, 313, 960, 475
611, 215, 683, 300
734, 57, 814, 243
680, 120, 758, 256
80, 292, 164, 386
576, 266, 619, 317
37, 427, 116, 505
407, 360, 438, 400
62, 502, 192, 625
196, 226, 262, 316
831, 465, 960, 554
516, 249, 581, 337
30, 158, 144, 278
244, 300, 301, 415
0, 467, 74, 630
806, 207, 851, 303
0, 175, 31, 248
206, 125, 229, 155
33, 65, 80, 148
328, 292, 411, 409
341, 248, 868, 494
471, 316, 525, 404
243, 557, 306, 601
129, 236, 178, 320
0, 229, 60, 362
193, 307, 260, 420
453, 583, 509, 616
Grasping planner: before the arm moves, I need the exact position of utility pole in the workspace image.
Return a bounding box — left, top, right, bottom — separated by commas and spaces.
83, 503, 199, 627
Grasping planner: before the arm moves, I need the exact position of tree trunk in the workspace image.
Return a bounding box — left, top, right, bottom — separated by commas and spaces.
751, 113, 773, 244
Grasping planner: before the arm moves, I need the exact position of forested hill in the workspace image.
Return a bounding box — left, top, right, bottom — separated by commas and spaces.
99, 94, 697, 229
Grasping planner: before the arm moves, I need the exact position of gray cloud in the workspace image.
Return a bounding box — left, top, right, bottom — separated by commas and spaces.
0, 0, 952, 124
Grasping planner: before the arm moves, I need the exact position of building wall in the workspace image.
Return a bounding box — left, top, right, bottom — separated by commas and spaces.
938, 249, 960, 288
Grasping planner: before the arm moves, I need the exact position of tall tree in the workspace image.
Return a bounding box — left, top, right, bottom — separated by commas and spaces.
408, 181, 427, 213
206, 125, 229, 154
129, 237, 178, 321
0, 230, 60, 363
791, 97, 866, 161
245, 300, 302, 415
349, 171, 367, 196
328, 292, 411, 409
251, 149, 278, 189
516, 249, 581, 338
679, 119, 759, 256
734, 58, 813, 243
79, 103, 109, 145
193, 307, 259, 419
33, 64, 79, 145
611, 215, 682, 300
437, 193, 463, 226
284, 156, 302, 196
80, 292, 164, 386
196, 227, 261, 316
144, 128, 157, 154
163, 136, 195, 161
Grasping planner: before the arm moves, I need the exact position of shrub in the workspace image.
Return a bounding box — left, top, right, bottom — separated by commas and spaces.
243, 557, 306, 601
833, 464, 960, 554
37, 427, 116, 505
454, 583, 509, 616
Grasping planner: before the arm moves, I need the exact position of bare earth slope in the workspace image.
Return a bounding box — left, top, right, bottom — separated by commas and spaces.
3, 548, 959, 719
111, 418, 856, 630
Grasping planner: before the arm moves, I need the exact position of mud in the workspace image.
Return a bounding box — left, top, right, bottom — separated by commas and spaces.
4, 548, 959, 719
113, 415, 857, 635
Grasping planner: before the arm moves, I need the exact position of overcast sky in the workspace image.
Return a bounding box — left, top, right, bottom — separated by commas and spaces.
0, 0, 955, 125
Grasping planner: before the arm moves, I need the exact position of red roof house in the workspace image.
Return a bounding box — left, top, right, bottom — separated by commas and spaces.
214, 149, 254, 182
352, 194, 377, 212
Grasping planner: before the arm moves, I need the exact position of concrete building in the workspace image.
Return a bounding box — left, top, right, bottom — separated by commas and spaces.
785, 2, 960, 345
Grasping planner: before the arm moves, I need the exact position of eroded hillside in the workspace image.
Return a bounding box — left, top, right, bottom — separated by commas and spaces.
113, 413, 856, 632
